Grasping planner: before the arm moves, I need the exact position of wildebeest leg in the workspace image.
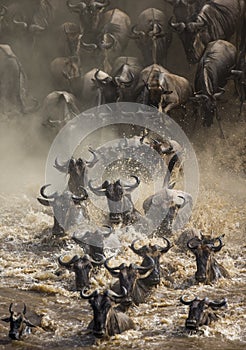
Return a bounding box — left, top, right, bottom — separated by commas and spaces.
215, 108, 225, 139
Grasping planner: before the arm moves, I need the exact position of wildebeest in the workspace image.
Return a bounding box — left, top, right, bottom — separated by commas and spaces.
104, 255, 155, 310
130, 237, 172, 286
81, 8, 131, 72
88, 176, 141, 226
41, 91, 80, 134
169, 0, 245, 63
180, 295, 227, 332
1, 303, 35, 340
141, 134, 184, 181
50, 54, 82, 92
111, 56, 143, 102
136, 64, 192, 113
0, 44, 38, 115
37, 184, 88, 236
187, 234, 230, 284
191, 40, 237, 134
130, 8, 172, 66
67, 0, 110, 34
80, 286, 135, 338
143, 185, 192, 236
54, 148, 98, 195
72, 226, 113, 261
58, 253, 105, 290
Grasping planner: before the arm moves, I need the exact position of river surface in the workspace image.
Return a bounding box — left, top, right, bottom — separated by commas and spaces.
0, 103, 245, 350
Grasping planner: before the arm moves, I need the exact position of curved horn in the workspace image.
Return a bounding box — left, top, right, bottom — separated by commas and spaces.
134, 256, 155, 278
80, 39, 98, 51
40, 184, 56, 199
123, 175, 140, 189
13, 18, 28, 30
131, 25, 146, 37
99, 33, 116, 50
93, 0, 110, 9
157, 237, 172, 253
212, 236, 223, 252
58, 255, 80, 267
176, 195, 186, 208
88, 180, 106, 196
86, 147, 98, 167
213, 88, 225, 99
29, 24, 46, 33
168, 17, 185, 33
130, 239, 146, 256
94, 69, 110, 84
231, 69, 244, 77
101, 225, 112, 237
207, 298, 227, 308
106, 286, 127, 300
72, 187, 88, 201
194, 93, 209, 101
180, 295, 197, 305
80, 287, 98, 299
54, 158, 69, 172
9, 303, 13, 314
23, 304, 26, 315
104, 256, 125, 274
88, 253, 106, 266
187, 237, 200, 250
67, 0, 86, 12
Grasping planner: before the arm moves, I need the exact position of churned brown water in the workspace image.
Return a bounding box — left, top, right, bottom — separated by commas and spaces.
0, 101, 245, 350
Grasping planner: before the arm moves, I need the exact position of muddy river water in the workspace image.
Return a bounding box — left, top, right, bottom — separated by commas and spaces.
0, 105, 245, 350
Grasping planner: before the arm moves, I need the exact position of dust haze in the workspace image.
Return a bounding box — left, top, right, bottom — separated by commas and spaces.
0, 0, 245, 213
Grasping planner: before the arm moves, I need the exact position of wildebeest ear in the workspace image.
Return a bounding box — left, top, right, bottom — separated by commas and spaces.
1, 317, 11, 322
37, 198, 50, 206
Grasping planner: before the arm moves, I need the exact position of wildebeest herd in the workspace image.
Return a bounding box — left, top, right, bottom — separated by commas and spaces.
0, 0, 245, 344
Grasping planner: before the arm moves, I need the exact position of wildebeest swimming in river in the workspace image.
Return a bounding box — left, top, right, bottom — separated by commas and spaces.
58, 253, 105, 291
104, 255, 155, 311
37, 184, 89, 236
130, 237, 172, 287
1, 303, 35, 340
80, 287, 135, 338
180, 295, 227, 332
187, 234, 230, 284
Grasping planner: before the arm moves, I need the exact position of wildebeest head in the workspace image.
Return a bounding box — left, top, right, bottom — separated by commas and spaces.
187, 234, 228, 283
104, 255, 155, 307
37, 184, 88, 235
80, 286, 132, 338
1, 303, 35, 340
191, 88, 225, 127
58, 253, 105, 290
72, 226, 112, 260
169, 16, 207, 63
143, 72, 173, 107
89, 176, 140, 225
130, 237, 172, 286
180, 295, 227, 331
54, 148, 98, 195
92, 69, 118, 104
67, 0, 110, 31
